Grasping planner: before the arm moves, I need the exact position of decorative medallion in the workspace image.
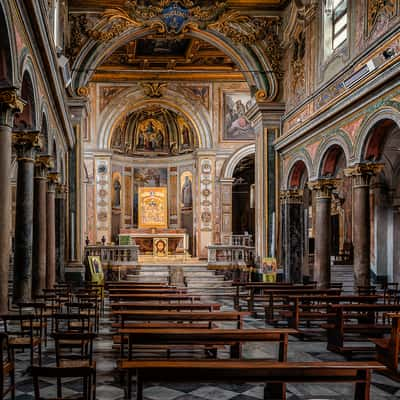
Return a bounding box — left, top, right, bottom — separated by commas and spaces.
98, 189, 108, 198
202, 188, 211, 197
201, 211, 212, 223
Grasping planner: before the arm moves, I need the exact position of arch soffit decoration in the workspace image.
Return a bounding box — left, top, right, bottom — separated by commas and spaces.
72, 21, 277, 99
313, 132, 352, 179
18, 55, 40, 129
353, 107, 400, 164
284, 151, 312, 190
222, 144, 256, 179
98, 88, 213, 150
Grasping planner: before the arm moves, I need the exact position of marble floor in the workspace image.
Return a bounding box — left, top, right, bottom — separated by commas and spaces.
6, 298, 400, 400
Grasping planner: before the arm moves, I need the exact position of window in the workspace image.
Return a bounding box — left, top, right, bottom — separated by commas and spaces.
323, 0, 348, 59
331, 0, 347, 49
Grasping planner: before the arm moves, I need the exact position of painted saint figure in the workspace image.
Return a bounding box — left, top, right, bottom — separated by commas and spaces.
181, 175, 192, 208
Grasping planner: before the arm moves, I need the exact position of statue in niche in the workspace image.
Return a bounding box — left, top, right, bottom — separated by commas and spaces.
181, 175, 193, 209
113, 179, 121, 208
137, 130, 145, 148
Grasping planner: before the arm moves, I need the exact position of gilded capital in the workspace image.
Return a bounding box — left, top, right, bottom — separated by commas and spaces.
280, 189, 303, 204
12, 131, 43, 161
36, 155, 55, 170
344, 163, 384, 187
308, 179, 340, 198
0, 89, 25, 127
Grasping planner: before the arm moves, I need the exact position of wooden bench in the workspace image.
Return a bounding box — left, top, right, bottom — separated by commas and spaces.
278, 295, 380, 336
370, 313, 400, 376
109, 293, 200, 302
118, 359, 385, 400
258, 288, 342, 320
108, 288, 185, 294
111, 302, 221, 311
324, 304, 400, 357
119, 328, 296, 360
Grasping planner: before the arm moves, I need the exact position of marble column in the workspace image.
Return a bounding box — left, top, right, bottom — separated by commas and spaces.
32, 156, 53, 297
309, 179, 338, 288
13, 132, 42, 303
56, 184, 67, 282
0, 90, 24, 313
46, 173, 59, 289
345, 164, 384, 288
280, 190, 304, 283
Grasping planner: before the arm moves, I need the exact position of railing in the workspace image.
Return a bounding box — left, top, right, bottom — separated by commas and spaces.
84, 245, 139, 265
207, 244, 255, 267
222, 234, 253, 247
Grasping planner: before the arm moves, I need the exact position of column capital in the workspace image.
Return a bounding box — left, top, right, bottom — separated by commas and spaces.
308, 179, 340, 198
344, 163, 384, 187
0, 88, 25, 127
35, 155, 54, 178
47, 172, 60, 191
56, 183, 68, 198
12, 131, 43, 161
280, 189, 303, 204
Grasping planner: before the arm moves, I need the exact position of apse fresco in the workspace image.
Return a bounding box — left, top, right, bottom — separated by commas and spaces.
223, 92, 255, 140
111, 107, 197, 156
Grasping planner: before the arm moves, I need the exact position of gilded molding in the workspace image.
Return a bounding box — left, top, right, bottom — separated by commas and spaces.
76, 86, 90, 97
141, 82, 167, 98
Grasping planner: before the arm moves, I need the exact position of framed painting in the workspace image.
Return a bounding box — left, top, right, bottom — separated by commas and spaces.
138, 187, 168, 228
88, 256, 104, 285
222, 91, 255, 141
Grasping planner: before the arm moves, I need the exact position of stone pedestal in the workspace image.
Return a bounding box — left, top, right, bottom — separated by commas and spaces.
32, 156, 53, 297
309, 180, 338, 288
345, 164, 384, 289
280, 190, 304, 283
13, 132, 42, 303
46, 173, 59, 289
0, 89, 24, 312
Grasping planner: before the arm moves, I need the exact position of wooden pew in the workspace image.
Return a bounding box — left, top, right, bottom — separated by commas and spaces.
258, 288, 342, 320
118, 359, 385, 400
110, 302, 221, 312
278, 295, 380, 336
115, 310, 251, 329
324, 304, 400, 357
108, 288, 185, 294
232, 283, 317, 310
120, 328, 296, 360
370, 313, 400, 376
109, 293, 200, 302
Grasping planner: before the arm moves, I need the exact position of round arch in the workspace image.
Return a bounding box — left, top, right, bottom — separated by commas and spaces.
221, 144, 256, 179
72, 25, 275, 98
0, 1, 19, 88
14, 65, 38, 130
313, 133, 352, 179
283, 151, 313, 190
353, 108, 400, 163
98, 88, 213, 151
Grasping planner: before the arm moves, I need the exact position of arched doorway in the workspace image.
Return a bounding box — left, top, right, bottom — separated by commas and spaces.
361, 117, 400, 283
232, 154, 255, 238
